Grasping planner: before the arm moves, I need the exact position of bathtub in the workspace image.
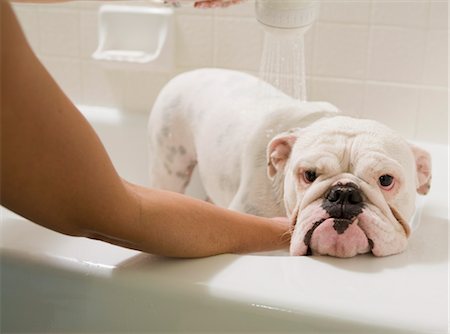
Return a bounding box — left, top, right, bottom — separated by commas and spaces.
1, 105, 448, 333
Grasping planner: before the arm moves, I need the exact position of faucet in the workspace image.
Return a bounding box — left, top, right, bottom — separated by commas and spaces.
255, 0, 320, 34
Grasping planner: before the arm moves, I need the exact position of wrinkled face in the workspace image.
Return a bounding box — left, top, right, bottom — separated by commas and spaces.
267, 116, 432, 258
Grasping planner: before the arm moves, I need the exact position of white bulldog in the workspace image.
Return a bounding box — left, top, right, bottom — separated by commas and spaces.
147, 69, 432, 258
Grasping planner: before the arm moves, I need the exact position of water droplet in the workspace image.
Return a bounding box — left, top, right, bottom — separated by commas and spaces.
258, 31, 307, 102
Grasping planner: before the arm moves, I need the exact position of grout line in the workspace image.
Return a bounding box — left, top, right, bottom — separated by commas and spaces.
308, 23, 318, 99
77, 5, 83, 60
78, 6, 86, 106
77, 6, 87, 58
414, 0, 434, 139
312, 74, 448, 91
36, 3, 44, 56
361, 0, 375, 119
316, 19, 445, 32
212, 10, 217, 67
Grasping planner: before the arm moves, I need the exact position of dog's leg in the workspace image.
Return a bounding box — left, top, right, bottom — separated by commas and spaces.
228, 187, 251, 213
148, 129, 197, 193
148, 98, 197, 194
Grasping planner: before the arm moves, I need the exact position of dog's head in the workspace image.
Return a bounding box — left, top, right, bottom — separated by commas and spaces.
267, 116, 432, 257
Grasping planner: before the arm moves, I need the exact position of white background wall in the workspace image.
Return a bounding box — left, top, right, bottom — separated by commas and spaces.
12, 0, 448, 144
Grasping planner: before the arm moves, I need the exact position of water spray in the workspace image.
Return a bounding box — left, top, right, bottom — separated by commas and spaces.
255, 0, 320, 101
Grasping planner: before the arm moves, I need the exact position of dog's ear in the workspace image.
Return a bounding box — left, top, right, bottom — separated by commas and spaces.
267, 132, 298, 180
409, 143, 432, 195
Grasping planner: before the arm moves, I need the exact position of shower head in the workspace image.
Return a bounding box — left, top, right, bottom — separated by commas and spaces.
255, 0, 319, 34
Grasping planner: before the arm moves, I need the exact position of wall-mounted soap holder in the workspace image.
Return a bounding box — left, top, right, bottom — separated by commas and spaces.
92, 5, 174, 71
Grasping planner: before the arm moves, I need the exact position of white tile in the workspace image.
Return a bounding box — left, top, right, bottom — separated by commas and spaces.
38, 8, 80, 57
214, 0, 255, 17
81, 60, 127, 109
429, 0, 448, 30
38, 2, 81, 10
368, 27, 426, 84
423, 30, 448, 87
124, 71, 173, 113
319, 0, 371, 25
214, 17, 264, 71
175, 2, 215, 15
175, 14, 214, 68
77, 1, 103, 10
371, 0, 430, 29
80, 10, 99, 59
362, 83, 420, 139
313, 23, 369, 79
12, 5, 40, 54
416, 88, 448, 144
310, 78, 365, 118
40, 57, 82, 105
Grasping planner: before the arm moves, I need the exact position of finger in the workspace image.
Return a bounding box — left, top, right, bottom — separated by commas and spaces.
194, 0, 243, 8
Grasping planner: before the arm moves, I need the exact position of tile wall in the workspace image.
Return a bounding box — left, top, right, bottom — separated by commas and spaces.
12, 0, 449, 143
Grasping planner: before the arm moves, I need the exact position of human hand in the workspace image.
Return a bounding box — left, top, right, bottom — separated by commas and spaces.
165, 0, 244, 8
269, 216, 292, 245
194, 0, 244, 8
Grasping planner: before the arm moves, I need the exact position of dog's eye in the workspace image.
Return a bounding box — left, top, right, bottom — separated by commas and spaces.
379, 174, 394, 189
303, 170, 317, 183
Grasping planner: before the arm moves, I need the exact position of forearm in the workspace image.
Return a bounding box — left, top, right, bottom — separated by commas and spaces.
104, 182, 289, 257
2, 0, 130, 234
1, 0, 289, 257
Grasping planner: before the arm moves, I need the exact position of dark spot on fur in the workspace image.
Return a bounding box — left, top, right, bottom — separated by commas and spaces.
304, 219, 326, 248
176, 160, 196, 184
166, 154, 174, 163
170, 146, 177, 154
176, 171, 188, 179
178, 146, 186, 155
164, 162, 172, 175
187, 160, 196, 173
161, 126, 170, 137
333, 219, 352, 234
176, 161, 196, 189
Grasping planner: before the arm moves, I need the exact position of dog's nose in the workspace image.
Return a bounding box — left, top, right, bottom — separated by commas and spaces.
326, 184, 363, 205
322, 183, 364, 221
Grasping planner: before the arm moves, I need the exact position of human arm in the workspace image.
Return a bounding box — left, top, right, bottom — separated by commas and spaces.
11, 0, 244, 7
1, 0, 289, 257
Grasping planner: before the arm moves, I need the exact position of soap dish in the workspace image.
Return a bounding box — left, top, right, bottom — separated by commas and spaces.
92, 5, 174, 69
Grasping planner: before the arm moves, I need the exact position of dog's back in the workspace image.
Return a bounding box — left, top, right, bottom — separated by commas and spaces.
148, 69, 338, 215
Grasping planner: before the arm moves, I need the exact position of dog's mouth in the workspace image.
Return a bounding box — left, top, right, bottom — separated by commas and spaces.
290, 203, 409, 258
289, 183, 410, 258
303, 217, 372, 257
289, 202, 373, 258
